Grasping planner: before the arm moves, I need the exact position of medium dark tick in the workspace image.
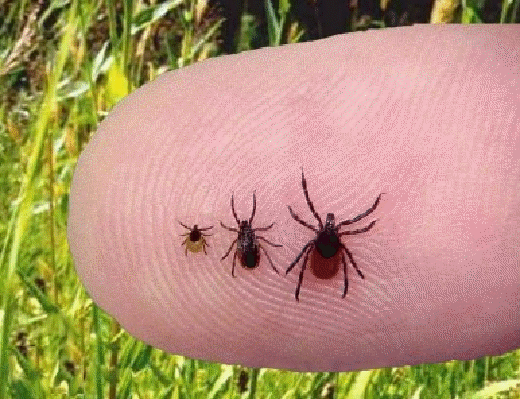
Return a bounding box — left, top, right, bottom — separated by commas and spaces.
221, 192, 282, 277
178, 222, 213, 255
286, 169, 382, 301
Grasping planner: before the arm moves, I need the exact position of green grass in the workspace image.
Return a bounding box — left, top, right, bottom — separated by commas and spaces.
1, 0, 520, 397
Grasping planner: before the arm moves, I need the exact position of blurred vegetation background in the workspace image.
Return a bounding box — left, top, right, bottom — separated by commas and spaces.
1, 0, 520, 397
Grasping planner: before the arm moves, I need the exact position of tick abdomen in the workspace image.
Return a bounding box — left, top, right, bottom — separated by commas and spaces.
239, 247, 260, 269
310, 249, 341, 280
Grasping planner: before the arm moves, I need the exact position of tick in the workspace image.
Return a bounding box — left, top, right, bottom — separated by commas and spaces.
286, 170, 382, 301
178, 222, 214, 255
221, 192, 282, 277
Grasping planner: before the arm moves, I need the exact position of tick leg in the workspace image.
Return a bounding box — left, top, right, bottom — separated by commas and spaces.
257, 235, 283, 248
341, 252, 348, 298
178, 221, 191, 230
232, 251, 238, 277
198, 225, 214, 231
286, 241, 314, 275
202, 240, 208, 255
201, 233, 214, 237
259, 244, 280, 274
287, 206, 318, 233
220, 221, 239, 233
337, 194, 382, 228
181, 239, 188, 256
341, 244, 365, 279
221, 239, 237, 261
231, 194, 240, 224
301, 169, 323, 229
249, 191, 256, 224
295, 247, 312, 301
253, 222, 275, 232
338, 220, 377, 236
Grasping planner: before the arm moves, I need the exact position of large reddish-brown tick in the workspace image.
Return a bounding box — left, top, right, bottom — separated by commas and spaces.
221, 192, 282, 277
286, 170, 382, 301
178, 222, 213, 255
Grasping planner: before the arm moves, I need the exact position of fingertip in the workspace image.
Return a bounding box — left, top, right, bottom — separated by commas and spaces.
68, 24, 520, 372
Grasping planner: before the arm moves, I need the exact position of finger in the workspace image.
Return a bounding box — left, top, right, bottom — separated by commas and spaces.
68, 25, 520, 372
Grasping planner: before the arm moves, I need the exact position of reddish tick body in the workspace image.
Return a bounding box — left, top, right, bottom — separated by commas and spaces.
286, 170, 382, 301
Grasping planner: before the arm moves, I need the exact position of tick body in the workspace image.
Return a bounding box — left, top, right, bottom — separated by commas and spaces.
178, 222, 213, 255
286, 170, 382, 301
221, 192, 282, 277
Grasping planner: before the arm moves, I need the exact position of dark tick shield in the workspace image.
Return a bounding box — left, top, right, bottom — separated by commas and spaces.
286, 169, 382, 301
221, 192, 282, 277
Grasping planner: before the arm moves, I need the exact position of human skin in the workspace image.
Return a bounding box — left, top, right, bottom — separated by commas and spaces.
67, 25, 520, 372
